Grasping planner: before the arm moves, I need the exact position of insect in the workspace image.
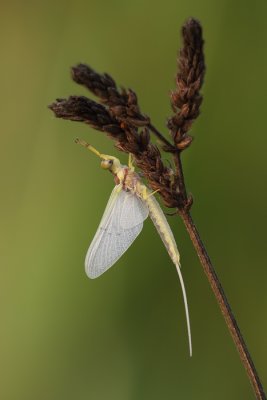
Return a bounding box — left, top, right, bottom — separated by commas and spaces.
75, 138, 192, 356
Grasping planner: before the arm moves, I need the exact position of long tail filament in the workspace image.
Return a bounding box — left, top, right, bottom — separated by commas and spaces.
175, 263, 192, 357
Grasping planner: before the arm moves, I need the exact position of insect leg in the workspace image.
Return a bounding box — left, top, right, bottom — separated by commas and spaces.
141, 186, 160, 200
128, 153, 135, 171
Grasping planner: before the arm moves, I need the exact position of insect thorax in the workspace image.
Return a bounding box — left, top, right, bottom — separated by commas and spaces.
119, 167, 140, 192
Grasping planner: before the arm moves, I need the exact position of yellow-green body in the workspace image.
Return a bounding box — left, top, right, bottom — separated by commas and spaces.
120, 167, 180, 267
75, 139, 192, 356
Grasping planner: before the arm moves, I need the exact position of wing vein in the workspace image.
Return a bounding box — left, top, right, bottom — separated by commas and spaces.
85, 187, 149, 278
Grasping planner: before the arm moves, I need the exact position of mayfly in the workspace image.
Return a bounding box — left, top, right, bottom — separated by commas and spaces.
76, 138, 192, 356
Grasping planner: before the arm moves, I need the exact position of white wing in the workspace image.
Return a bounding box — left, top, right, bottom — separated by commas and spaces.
85, 185, 149, 279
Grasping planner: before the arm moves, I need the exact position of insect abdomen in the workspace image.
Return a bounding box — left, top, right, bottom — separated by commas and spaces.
145, 195, 180, 266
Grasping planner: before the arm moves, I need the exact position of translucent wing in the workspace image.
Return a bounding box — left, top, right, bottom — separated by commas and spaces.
85, 185, 149, 279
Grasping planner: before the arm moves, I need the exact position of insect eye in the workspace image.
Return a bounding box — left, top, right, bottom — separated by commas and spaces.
101, 159, 113, 169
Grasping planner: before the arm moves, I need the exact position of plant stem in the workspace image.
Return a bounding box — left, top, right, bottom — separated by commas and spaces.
148, 123, 175, 149
179, 209, 266, 400
147, 126, 266, 398
173, 151, 187, 200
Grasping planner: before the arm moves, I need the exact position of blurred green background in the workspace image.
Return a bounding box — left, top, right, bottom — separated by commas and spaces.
1, 0, 267, 399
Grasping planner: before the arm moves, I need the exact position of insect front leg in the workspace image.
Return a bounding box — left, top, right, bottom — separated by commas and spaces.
128, 153, 135, 171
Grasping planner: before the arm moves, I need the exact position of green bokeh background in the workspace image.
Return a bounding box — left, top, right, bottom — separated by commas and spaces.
1, 0, 267, 399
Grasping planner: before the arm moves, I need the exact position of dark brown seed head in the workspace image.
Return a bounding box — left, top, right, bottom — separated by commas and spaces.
167, 18, 205, 150
49, 18, 205, 210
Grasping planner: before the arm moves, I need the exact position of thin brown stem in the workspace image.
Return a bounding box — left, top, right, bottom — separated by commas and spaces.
173, 151, 187, 201
179, 210, 266, 400
148, 123, 175, 149
150, 122, 266, 399
143, 116, 266, 399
